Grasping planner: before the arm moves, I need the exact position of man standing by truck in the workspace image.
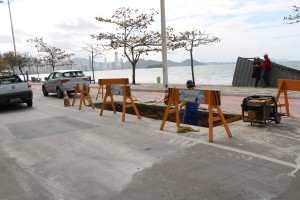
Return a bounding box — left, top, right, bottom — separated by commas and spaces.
262, 53, 272, 88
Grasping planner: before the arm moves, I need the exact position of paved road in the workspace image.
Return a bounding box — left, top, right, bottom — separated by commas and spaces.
0, 85, 300, 199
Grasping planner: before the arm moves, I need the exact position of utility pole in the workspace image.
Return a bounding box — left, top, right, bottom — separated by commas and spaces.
0, 0, 17, 59
160, 0, 168, 87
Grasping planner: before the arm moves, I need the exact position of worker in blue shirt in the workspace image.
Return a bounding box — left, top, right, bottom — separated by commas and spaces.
180, 80, 200, 126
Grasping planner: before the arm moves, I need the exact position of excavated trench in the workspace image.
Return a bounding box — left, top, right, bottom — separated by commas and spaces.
95, 102, 242, 127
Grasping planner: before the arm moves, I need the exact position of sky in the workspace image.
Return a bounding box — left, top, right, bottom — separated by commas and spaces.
0, 0, 299, 63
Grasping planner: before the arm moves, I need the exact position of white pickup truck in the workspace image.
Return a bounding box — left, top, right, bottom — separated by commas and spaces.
0, 73, 33, 107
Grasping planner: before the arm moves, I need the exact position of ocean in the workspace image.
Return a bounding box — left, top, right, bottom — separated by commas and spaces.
81, 64, 235, 85
28, 62, 300, 85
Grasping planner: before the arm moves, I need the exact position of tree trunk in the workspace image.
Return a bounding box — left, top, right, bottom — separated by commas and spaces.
37, 66, 39, 80
190, 49, 195, 85
21, 71, 25, 81
132, 62, 136, 84
18, 67, 26, 81
91, 54, 95, 83
10, 66, 15, 73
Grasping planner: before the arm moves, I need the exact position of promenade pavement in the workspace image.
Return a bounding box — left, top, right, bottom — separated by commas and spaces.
31, 82, 300, 117
88, 83, 300, 117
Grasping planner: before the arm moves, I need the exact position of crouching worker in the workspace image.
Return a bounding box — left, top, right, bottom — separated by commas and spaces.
180, 80, 200, 126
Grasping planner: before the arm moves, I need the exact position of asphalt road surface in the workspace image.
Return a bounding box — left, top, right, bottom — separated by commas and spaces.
0, 87, 300, 200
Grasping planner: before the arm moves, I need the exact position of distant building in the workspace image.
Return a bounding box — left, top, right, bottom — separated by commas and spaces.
104, 57, 107, 69
120, 58, 124, 69
114, 52, 119, 69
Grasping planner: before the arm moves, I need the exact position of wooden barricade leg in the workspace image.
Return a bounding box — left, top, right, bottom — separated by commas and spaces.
121, 86, 141, 122
85, 86, 95, 109
79, 85, 85, 110
275, 80, 290, 117
283, 90, 290, 117
122, 96, 127, 122
79, 89, 84, 110
160, 88, 179, 130
129, 95, 141, 119
100, 85, 116, 116
160, 100, 173, 130
78, 85, 85, 110
78, 84, 95, 110
175, 103, 180, 128
100, 93, 108, 116
72, 84, 80, 106
276, 89, 291, 117
207, 91, 232, 143
96, 85, 104, 100
216, 106, 232, 138
208, 105, 232, 143
275, 80, 284, 102
208, 105, 214, 142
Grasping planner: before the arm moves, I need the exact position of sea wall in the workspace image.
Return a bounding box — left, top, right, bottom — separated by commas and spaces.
232, 57, 300, 87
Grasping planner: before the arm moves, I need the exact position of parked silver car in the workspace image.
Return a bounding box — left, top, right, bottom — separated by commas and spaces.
42, 70, 90, 98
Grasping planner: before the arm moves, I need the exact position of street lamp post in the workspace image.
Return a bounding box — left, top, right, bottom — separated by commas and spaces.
89, 55, 95, 84
160, 0, 168, 87
0, 0, 17, 60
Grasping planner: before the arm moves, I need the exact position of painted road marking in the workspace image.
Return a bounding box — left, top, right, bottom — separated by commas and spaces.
203, 141, 297, 169
288, 155, 300, 178
157, 130, 297, 169
273, 133, 300, 142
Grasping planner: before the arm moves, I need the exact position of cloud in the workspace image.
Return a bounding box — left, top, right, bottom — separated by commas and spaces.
1, 0, 300, 62
55, 18, 102, 33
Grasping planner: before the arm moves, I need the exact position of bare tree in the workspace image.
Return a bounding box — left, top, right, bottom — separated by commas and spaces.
284, 5, 300, 24
2, 51, 17, 73
81, 43, 103, 83
31, 56, 44, 81
92, 7, 167, 84
16, 52, 32, 81
0, 53, 7, 72
177, 28, 220, 84
27, 37, 74, 71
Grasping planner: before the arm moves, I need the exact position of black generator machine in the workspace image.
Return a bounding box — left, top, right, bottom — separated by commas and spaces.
241, 96, 281, 125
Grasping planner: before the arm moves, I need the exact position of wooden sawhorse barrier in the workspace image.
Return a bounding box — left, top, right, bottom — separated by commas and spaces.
72, 83, 95, 110
99, 78, 141, 122
160, 88, 232, 142
96, 78, 129, 100
276, 79, 300, 117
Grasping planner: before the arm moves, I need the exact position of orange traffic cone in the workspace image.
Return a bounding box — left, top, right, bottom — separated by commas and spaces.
63, 89, 71, 107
